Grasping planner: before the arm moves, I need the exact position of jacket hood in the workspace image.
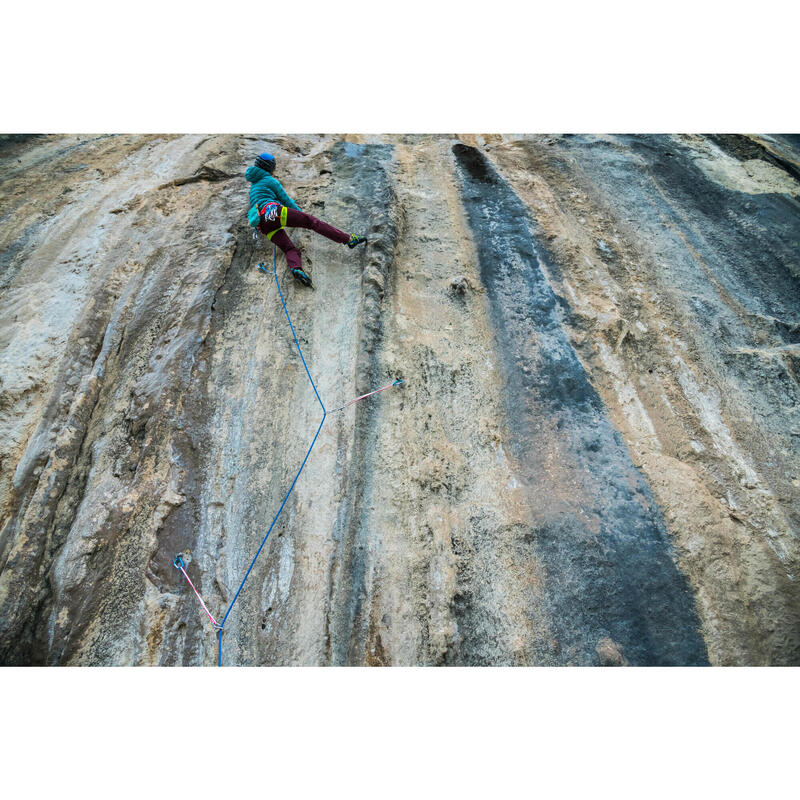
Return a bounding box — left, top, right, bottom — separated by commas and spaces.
245, 165, 271, 183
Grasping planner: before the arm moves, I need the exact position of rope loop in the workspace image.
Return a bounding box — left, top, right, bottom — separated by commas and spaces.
174, 246, 404, 666
216, 245, 327, 666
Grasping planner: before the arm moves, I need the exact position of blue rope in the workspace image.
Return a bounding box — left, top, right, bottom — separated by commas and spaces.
216, 245, 326, 666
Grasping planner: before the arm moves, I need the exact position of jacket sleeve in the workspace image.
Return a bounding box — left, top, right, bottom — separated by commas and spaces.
271, 178, 301, 211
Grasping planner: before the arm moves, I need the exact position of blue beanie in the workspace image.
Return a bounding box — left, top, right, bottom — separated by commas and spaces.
255, 152, 276, 172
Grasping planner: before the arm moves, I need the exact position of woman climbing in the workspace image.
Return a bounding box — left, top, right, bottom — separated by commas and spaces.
246, 152, 366, 288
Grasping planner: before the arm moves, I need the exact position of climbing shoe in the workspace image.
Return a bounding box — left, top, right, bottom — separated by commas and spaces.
292, 268, 314, 288
346, 234, 367, 249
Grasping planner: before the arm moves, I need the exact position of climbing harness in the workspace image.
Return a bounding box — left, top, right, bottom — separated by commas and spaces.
173, 245, 404, 666
250, 203, 288, 242
264, 205, 289, 241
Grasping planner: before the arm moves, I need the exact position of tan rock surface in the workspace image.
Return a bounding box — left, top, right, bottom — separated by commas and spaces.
1, 134, 797, 665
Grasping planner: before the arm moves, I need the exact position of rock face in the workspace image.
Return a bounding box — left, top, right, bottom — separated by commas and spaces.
0, 133, 798, 666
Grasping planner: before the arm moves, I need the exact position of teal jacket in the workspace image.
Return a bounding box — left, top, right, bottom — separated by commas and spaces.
245, 165, 301, 212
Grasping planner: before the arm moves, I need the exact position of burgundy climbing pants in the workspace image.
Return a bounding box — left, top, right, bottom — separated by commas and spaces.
258, 207, 350, 271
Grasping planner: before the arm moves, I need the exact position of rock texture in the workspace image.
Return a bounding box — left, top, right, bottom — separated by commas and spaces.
0, 133, 798, 665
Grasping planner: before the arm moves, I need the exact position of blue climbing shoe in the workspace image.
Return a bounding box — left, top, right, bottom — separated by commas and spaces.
346, 234, 367, 249
292, 268, 314, 288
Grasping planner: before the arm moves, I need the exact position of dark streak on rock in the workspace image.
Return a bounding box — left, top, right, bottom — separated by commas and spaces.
452, 142, 709, 666
323, 142, 400, 665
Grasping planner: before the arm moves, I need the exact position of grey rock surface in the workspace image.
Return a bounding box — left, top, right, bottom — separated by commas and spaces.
0, 133, 798, 665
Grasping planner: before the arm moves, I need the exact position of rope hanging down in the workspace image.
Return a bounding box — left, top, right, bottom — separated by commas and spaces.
174, 245, 403, 666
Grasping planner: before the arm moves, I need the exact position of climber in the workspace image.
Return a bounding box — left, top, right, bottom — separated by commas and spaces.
246, 152, 366, 288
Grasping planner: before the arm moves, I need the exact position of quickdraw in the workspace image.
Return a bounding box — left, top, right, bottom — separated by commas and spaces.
173, 555, 221, 630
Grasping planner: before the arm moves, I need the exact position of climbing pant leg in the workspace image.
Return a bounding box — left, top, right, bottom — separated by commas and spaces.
284, 208, 350, 244
269, 228, 303, 271
258, 206, 349, 271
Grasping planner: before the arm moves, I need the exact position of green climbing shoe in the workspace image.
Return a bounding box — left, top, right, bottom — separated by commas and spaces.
347, 234, 367, 249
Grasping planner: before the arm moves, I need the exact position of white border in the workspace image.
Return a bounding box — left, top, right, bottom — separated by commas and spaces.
3, 1, 798, 131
